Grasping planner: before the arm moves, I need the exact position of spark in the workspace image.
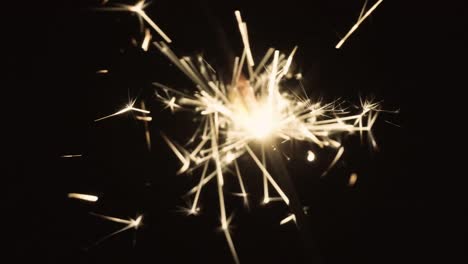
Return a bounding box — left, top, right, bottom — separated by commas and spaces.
280, 214, 296, 225
99, 0, 172, 43
94, 99, 150, 122
336, 0, 384, 49
68, 193, 98, 202
149, 11, 380, 261
165, 97, 179, 112
136, 116, 152, 121
235, 11, 255, 68
90, 212, 143, 245
348, 172, 358, 186
321, 147, 345, 177
96, 69, 108, 74
61, 154, 82, 158
141, 28, 152, 51
385, 120, 401, 127
223, 227, 240, 264
307, 150, 315, 162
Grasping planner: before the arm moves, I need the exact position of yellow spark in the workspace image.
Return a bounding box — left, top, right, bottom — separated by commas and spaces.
281, 46, 298, 78
67, 193, 98, 202
90, 213, 143, 245
246, 146, 290, 205
336, 0, 384, 49
190, 162, 209, 215
96, 69, 108, 74
280, 214, 296, 225
141, 28, 152, 51
234, 11, 255, 67
166, 97, 179, 112
223, 228, 240, 264
98, 1, 172, 43
321, 147, 345, 177
94, 100, 150, 122
261, 145, 269, 204
160, 132, 190, 174
233, 159, 249, 208
348, 172, 358, 186
136, 116, 152, 121
127, 1, 172, 43
307, 150, 315, 162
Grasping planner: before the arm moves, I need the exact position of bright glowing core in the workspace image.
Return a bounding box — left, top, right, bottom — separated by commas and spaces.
235, 103, 279, 140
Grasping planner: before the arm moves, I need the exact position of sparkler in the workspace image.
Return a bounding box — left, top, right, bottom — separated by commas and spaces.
149, 10, 381, 263
87, 1, 387, 262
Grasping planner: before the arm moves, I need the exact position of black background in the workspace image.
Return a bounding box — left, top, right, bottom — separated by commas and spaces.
5, 0, 466, 263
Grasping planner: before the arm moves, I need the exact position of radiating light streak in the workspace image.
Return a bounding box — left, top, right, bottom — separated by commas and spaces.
358, 0, 369, 21
132, 4, 172, 43
233, 159, 248, 208
99, 0, 172, 43
261, 144, 269, 204
189, 161, 209, 215
245, 146, 290, 205
223, 227, 240, 264
160, 132, 190, 174
94, 100, 150, 122
321, 147, 345, 177
385, 120, 401, 127
68, 193, 98, 202
335, 0, 384, 49
280, 214, 296, 225
96, 69, 108, 74
90, 213, 143, 245
235, 11, 255, 68
141, 28, 152, 51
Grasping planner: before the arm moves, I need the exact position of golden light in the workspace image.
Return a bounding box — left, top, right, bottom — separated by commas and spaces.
348, 173, 358, 186
336, 0, 384, 49
307, 150, 316, 162
68, 193, 98, 202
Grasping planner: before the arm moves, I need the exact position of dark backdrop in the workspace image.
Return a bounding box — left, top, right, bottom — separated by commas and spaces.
5, 0, 466, 263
